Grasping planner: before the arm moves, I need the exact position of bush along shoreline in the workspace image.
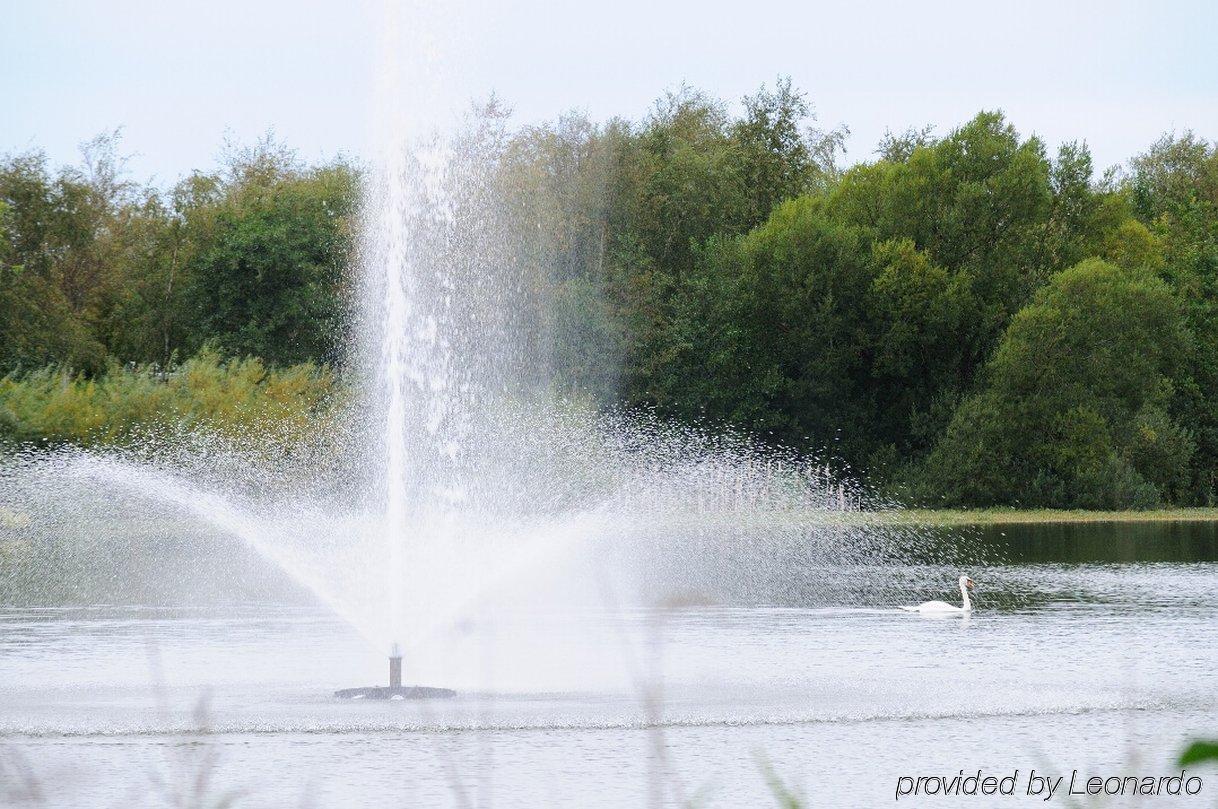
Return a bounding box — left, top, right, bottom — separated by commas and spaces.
0, 350, 335, 450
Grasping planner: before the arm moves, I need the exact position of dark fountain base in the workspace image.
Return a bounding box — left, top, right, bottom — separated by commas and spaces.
335, 652, 456, 700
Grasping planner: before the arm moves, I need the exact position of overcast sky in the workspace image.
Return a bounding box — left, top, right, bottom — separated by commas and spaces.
4, 0, 1216, 184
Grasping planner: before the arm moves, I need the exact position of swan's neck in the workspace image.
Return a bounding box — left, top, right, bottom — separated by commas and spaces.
960, 582, 972, 611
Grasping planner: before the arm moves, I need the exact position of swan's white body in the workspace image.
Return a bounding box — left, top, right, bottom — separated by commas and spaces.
900, 575, 975, 613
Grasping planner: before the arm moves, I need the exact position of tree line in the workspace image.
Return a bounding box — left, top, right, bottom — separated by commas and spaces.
2, 80, 1217, 508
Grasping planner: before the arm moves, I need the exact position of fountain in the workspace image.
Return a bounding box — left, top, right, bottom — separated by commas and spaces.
333, 643, 455, 699
0, 108, 948, 686
0, 5, 963, 702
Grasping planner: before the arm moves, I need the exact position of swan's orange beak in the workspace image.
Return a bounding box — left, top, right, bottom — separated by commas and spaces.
965, 578, 976, 590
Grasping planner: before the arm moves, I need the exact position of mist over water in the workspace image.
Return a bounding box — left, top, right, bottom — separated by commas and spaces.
0, 399, 950, 674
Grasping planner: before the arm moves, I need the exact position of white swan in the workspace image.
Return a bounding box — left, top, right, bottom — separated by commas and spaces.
900, 575, 975, 613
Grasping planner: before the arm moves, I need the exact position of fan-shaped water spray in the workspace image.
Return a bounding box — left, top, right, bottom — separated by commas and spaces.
0, 405, 958, 682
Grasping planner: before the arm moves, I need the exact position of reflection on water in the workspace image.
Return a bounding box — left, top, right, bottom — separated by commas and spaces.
973, 519, 1218, 564
2, 522, 1216, 807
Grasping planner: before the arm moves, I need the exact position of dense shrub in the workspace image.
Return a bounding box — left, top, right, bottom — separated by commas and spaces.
0, 351, 335, 448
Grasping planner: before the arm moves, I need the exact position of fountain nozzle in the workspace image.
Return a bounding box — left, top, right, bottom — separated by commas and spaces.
389, 643, 402, 689
334, 645, 451, 700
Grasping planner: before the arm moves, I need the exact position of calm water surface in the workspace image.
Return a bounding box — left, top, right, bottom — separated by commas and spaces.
2, 521, 1217, 807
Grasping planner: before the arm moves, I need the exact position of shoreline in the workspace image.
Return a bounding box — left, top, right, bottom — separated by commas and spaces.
874, 507, 1218, 526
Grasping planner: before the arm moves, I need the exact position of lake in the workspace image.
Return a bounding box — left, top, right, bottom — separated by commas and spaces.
2, 520, 1217, 807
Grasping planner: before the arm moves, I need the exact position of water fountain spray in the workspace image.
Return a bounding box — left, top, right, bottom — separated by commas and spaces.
0, 1, 951, 706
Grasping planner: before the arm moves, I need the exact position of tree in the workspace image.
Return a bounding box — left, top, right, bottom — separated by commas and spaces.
919, 259, 1192, 508
1127, 133, 1218, 501
0, 149, 115, 373
497, 111, 624, 400
824, 113, 1150, 473
651, 197, 877, 461
732, 77, 847, 223
832, 112, 1053, 333
179, 145, 358, 366
867, 237, 976, 459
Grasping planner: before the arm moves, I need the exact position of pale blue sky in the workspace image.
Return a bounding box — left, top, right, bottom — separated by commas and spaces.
4, 0, 1216, 184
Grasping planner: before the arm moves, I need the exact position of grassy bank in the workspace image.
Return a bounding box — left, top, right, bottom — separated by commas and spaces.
873, 507, 1218, 526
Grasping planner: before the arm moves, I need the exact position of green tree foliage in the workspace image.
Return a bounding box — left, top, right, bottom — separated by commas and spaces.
3, 93, 1217, 509
919, 259, 1192, 508
0, 145, 117, 372
179, 142, 358, 366
607, 81, 848, 405
830, 112, 1054, 377
642, 111, 1139, 481
867, 237, 977, 460
649, 198, 876, 461
1128, 133, 1218, 502
0, 135, 358, 374
732, 77, 847, 222
497, 111, 625, 400
494, 80, 846, 405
